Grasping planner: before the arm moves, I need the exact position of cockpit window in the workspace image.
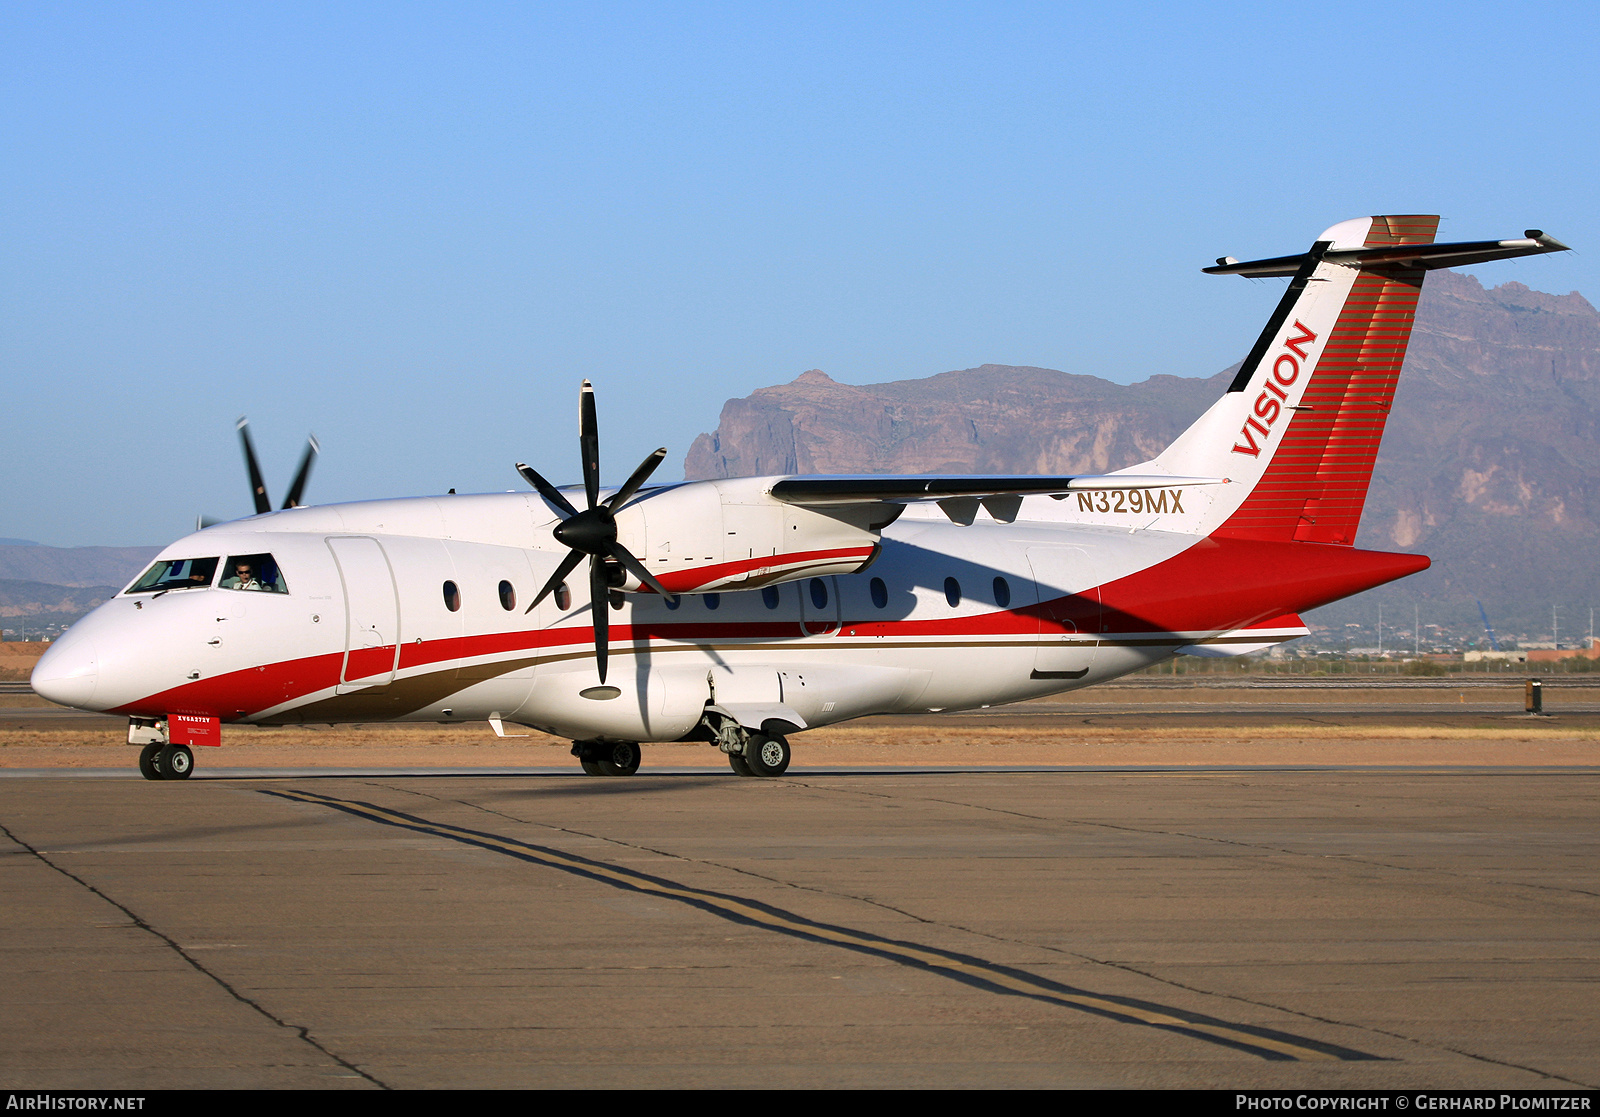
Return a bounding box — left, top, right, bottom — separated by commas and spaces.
221, 554, 288, 593
127, 557, 220, 594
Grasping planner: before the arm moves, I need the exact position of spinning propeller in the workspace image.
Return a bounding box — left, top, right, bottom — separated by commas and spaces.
238, 417, 320, 513
516, 381, 671, 684
199, 418, 319, 529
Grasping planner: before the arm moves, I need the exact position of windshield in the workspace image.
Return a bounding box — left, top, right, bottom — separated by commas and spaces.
220, 553, 288, 594
126, 556, 220, 594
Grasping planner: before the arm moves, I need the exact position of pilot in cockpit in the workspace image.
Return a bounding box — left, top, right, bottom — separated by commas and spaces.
221, 561, 265, 591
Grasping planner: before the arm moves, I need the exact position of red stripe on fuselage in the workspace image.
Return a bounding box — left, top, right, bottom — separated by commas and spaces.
1098, 537, 1427, 634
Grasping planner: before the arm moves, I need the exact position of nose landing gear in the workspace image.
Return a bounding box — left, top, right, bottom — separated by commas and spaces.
137, 742, 194, 781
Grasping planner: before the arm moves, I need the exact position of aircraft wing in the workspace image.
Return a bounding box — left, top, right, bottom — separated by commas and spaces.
768, 474, 1224, 507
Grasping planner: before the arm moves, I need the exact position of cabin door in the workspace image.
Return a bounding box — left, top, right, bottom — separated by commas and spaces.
1025, 547, 1100, 680
327, 536, 401, 692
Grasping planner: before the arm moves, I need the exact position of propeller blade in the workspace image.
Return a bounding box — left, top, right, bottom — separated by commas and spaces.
236, 417, 271, 515
281, 434, 320, 509
516, 463, 581, 520
605, 448, 667, 512
579, 380, 600, 511
589, 556, 610, 684
526, 548, 585, 613
607, 542, 672, 599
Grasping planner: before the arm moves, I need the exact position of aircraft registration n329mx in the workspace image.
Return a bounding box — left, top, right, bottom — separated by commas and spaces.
32, 215, 1570, 780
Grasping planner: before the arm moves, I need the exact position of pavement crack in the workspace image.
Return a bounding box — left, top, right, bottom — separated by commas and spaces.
0, 819, 389, 1091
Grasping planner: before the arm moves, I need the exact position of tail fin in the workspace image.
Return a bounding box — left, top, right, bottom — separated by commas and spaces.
1145, 216, 1567, 543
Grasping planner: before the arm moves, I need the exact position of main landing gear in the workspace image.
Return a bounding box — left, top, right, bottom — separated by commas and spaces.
138, 742, 194, 781
731, 732, 791, 777
701, 707, 795, 777
572, 739, 641, 777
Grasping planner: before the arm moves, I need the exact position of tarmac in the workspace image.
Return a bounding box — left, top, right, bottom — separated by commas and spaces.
3, 763, 1597, 1089
3, 678, 1596, 1089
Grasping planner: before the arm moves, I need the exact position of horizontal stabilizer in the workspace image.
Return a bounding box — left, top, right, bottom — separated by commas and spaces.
1204, 231, 1569, 278
770, 474, 1224, 507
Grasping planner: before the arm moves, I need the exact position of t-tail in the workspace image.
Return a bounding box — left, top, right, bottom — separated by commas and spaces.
1136, 215, 1568, 542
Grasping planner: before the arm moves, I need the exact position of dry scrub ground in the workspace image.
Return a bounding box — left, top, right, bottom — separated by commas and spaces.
1, 690, 1596, 769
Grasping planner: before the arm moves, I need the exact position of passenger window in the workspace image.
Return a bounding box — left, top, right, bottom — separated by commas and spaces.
664, 594, 681, 611
704, 593, 721, 610
762, 586, 780, 610
870, 577, 888, 609
944, 577, 962, 607
128, 556, 219, 593
443, 580, 461, 612
993, 576, 1011, 608
554, 582, 572, 611
222, 554, 288, 594
499, 580, 516, 611
809, 578, 828, 609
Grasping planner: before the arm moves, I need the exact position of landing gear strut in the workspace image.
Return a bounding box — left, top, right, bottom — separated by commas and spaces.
701, 707, 796, 778
572, 739, 641, 776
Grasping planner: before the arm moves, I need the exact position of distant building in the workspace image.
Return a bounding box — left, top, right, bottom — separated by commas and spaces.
1527, 637, 1600, 663
1464, 650, 1529, 663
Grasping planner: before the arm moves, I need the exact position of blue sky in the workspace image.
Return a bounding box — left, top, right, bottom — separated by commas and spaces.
4, 1, 1596, 546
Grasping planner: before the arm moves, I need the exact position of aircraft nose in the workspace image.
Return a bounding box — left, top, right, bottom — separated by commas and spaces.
30, 632, 99, 709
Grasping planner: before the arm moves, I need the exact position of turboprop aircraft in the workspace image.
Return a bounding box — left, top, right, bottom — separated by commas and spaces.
31, 215, 1569, 780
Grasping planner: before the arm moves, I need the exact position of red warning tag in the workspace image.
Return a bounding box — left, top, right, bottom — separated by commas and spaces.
168, 714, 221, 747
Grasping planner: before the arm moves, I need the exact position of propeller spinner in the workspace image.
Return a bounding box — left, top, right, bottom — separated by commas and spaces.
516, 380, 671, 684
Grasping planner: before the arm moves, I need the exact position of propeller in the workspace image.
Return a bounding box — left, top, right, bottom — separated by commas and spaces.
199, 418, 319, 528
238, 417, 320, 512
516, 380, 671, 684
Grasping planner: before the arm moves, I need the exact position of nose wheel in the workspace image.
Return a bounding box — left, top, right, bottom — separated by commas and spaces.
138, 742, 194, 781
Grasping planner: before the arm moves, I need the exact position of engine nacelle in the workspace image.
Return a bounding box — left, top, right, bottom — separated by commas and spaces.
610, 477, 887, 594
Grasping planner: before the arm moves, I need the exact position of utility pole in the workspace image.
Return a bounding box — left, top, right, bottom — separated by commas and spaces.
1553, 605, 1560, 649
1415, 603, 1420, 657
1377, 604, 1383, 657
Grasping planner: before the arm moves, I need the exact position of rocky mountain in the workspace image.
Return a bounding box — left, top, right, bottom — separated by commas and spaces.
0, 544, 162, 589
0, 545, 160, 634
686, 271, 1600, 640
0, 580, 125, 621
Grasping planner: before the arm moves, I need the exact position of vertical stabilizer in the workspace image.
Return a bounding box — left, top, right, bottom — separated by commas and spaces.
1141, 215, 1440, 542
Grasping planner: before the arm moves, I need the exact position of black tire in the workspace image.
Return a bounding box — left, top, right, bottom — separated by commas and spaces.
728, 751, 754, 777
744, 734, 790, 777
138, 742, 164, 781
596, 741, 641, 776
158, 743, 194, 780
580, 760, 604, 776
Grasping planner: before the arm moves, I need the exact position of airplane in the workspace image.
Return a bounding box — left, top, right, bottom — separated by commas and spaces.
30, 215, 1570, 781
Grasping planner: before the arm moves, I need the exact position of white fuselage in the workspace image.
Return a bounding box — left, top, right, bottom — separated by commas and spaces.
38, 487, 1234, 743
